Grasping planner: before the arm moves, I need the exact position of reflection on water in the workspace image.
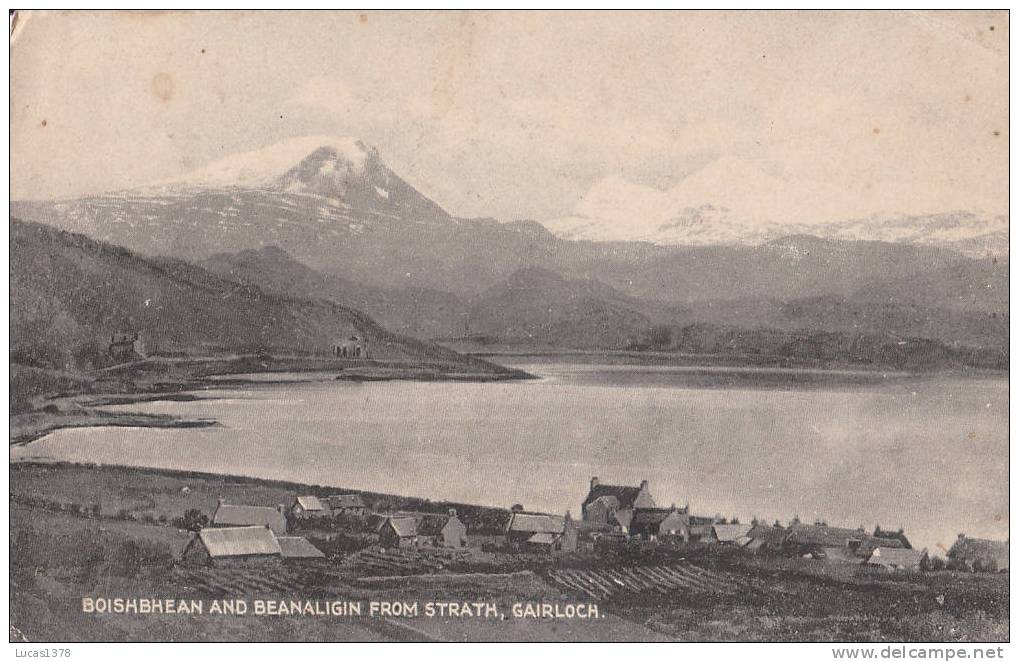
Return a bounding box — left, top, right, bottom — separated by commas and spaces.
11, 362, 1008, 554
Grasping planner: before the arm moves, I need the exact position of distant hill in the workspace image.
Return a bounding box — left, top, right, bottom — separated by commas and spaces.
465, 268, 654, 349
9, 219, 493, 374
198, 244, 1007, 367
202, 245, 468, 339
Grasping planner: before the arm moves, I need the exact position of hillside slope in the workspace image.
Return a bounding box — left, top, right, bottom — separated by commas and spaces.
202, 246, 467, 339
9, 219, 497, 374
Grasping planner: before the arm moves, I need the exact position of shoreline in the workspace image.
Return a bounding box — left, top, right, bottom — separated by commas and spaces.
457, 347, 1010, 376
11, 353, 535, 447
8, 460, 511, 520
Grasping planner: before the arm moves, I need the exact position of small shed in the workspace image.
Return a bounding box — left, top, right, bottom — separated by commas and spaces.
379, 517, 418, 549
212, 501, 287, 536
181, 526, 282, 567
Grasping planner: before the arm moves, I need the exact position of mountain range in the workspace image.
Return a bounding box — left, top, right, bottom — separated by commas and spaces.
10, 136, 1009, 369
545, 163, 1008, 256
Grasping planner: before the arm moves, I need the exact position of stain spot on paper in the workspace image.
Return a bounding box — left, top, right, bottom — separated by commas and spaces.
40, 119, 46, 127
151, 72, 175, 102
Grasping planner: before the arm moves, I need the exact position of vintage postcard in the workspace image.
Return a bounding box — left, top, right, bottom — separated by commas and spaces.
8, 10, 1009, 645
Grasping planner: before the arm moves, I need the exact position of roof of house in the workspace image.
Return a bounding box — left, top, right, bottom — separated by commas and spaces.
197, 526, 282, 558
295, 496, 326, 511
948, 536, 1009, 566
526, 532, 558, 545
867, 547, 927, 568
713, 523, 753, 542
277, 536, 326, 559
785, 525, 867, 548
397, 512, 457, 537
873, 529, 912, 548
383, 517, 418, 538
213, 503, 286, 533
583, 484, 643, 509
858, 535, 905, 555
587, 495, 620, 511
507, 512, 565, 534
328, 494, 366, 510
746, 525, 790, 545
743, 538, 767, 551
689, 524, 716, 537
630, 508, 688, 535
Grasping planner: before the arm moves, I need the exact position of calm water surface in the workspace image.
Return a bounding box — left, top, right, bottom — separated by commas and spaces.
12, 362, 1007, 553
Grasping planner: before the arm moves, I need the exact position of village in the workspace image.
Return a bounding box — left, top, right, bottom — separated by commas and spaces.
10, 462, 1011, 641
178, 476, 1008, 575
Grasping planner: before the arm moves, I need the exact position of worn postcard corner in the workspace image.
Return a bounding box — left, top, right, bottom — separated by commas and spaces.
8, 9, 1009, 646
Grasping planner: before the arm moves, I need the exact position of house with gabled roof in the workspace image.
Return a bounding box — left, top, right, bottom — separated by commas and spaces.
109, 331, 147, 363
505, 511, 577, 552
379, 516, 418, 549
947, 535, 1009, 572
784, 524, 868, 557
328, 494, 368, 518
629, 506, 689, 541
742, 524, 789, 554
181, 526, 282, 567
291, 495, 330, 520
212, 500, 287, 536
857, 534, 905, 559
866, 547, 928, 571
581, 477, 655, 533
401, 509, 468, 548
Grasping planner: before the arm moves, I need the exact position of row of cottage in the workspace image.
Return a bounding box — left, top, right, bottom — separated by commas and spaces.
578, 477, 1008, 572
182, 494, 472, 566
182, 479, 1008, 572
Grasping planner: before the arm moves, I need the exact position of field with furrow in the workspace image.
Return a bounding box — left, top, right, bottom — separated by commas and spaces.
546, 564, 743, 600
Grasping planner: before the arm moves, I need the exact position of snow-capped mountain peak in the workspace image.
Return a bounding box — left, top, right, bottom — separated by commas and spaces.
174, 135, 374, 190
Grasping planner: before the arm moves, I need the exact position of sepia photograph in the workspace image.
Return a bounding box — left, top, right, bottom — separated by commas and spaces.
7, 9, 1010, 645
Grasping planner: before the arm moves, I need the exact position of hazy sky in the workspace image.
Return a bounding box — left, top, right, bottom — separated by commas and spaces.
10, 10, 1009, 223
